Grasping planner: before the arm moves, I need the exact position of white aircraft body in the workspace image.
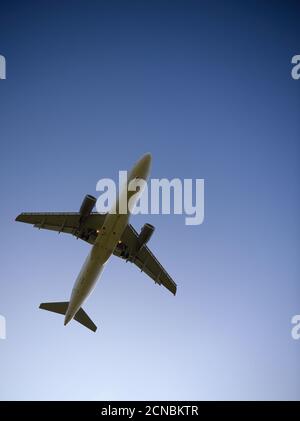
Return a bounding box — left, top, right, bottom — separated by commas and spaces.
64, 153, 153, 327
16, 154, 177, 332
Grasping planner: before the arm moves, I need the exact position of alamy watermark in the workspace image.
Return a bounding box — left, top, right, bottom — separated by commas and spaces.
0, 54, 6, 79
289, 43, 300, 334
95, 171, 204, 226
291, 55, 300, 80
0, 314, 6, 339
291, 315, 300, 340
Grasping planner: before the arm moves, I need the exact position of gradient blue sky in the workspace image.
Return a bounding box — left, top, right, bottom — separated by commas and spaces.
0, 0, 299, 400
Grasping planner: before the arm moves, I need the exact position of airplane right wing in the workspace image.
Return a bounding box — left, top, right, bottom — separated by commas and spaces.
114, 224, 177, 296
15, 212, 106, 245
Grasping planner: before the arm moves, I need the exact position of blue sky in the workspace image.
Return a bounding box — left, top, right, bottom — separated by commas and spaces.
0, 0, 299, 400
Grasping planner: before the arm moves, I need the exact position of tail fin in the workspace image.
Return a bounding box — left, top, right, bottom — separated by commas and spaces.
39, 302, 97, 332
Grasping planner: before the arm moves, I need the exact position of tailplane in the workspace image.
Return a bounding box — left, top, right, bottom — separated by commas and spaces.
39, 302, 97, 332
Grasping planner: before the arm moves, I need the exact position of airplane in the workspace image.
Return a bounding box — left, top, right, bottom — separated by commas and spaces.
16, 153, 177, 332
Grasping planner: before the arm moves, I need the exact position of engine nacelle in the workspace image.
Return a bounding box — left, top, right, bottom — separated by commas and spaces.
79, 194, 97, 221
137, 223, 155, 250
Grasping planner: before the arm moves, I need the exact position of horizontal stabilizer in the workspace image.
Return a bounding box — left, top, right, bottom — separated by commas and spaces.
39, 302, 97, 332
39, 302, 69, 315
74, 308, 97, 332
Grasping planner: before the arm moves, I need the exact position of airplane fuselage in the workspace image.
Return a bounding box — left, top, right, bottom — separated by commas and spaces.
64, 153, 151, 326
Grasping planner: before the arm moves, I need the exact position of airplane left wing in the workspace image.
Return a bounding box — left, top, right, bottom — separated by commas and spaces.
114, 224, 177, 295
15, 212, 106, 245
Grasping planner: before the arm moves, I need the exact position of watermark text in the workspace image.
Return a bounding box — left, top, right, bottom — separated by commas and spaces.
96, 172, 204, 226
0, 54, 6, 79
291, 55, 300, 80
291, 315, 300, 340
0, 314, 6, 339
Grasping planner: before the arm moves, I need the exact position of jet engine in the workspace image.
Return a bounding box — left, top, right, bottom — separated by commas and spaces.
137, 223, 155, 250
79, 194, 97, 221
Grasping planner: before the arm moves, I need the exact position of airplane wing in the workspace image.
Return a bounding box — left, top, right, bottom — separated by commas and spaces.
114, 224, 177, 296
16, 212, 177, 295
15, 212, 106, 245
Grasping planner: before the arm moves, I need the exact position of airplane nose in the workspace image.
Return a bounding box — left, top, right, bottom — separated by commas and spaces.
142, 153, 152, 165
128, 153, 152, 183
136, 153, 152, 179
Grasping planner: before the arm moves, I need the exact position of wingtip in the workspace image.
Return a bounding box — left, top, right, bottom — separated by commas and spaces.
15, 214, 22, 222
15, 213, 27, 222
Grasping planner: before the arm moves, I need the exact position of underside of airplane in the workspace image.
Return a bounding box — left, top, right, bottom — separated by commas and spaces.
16, 194, 177, 332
